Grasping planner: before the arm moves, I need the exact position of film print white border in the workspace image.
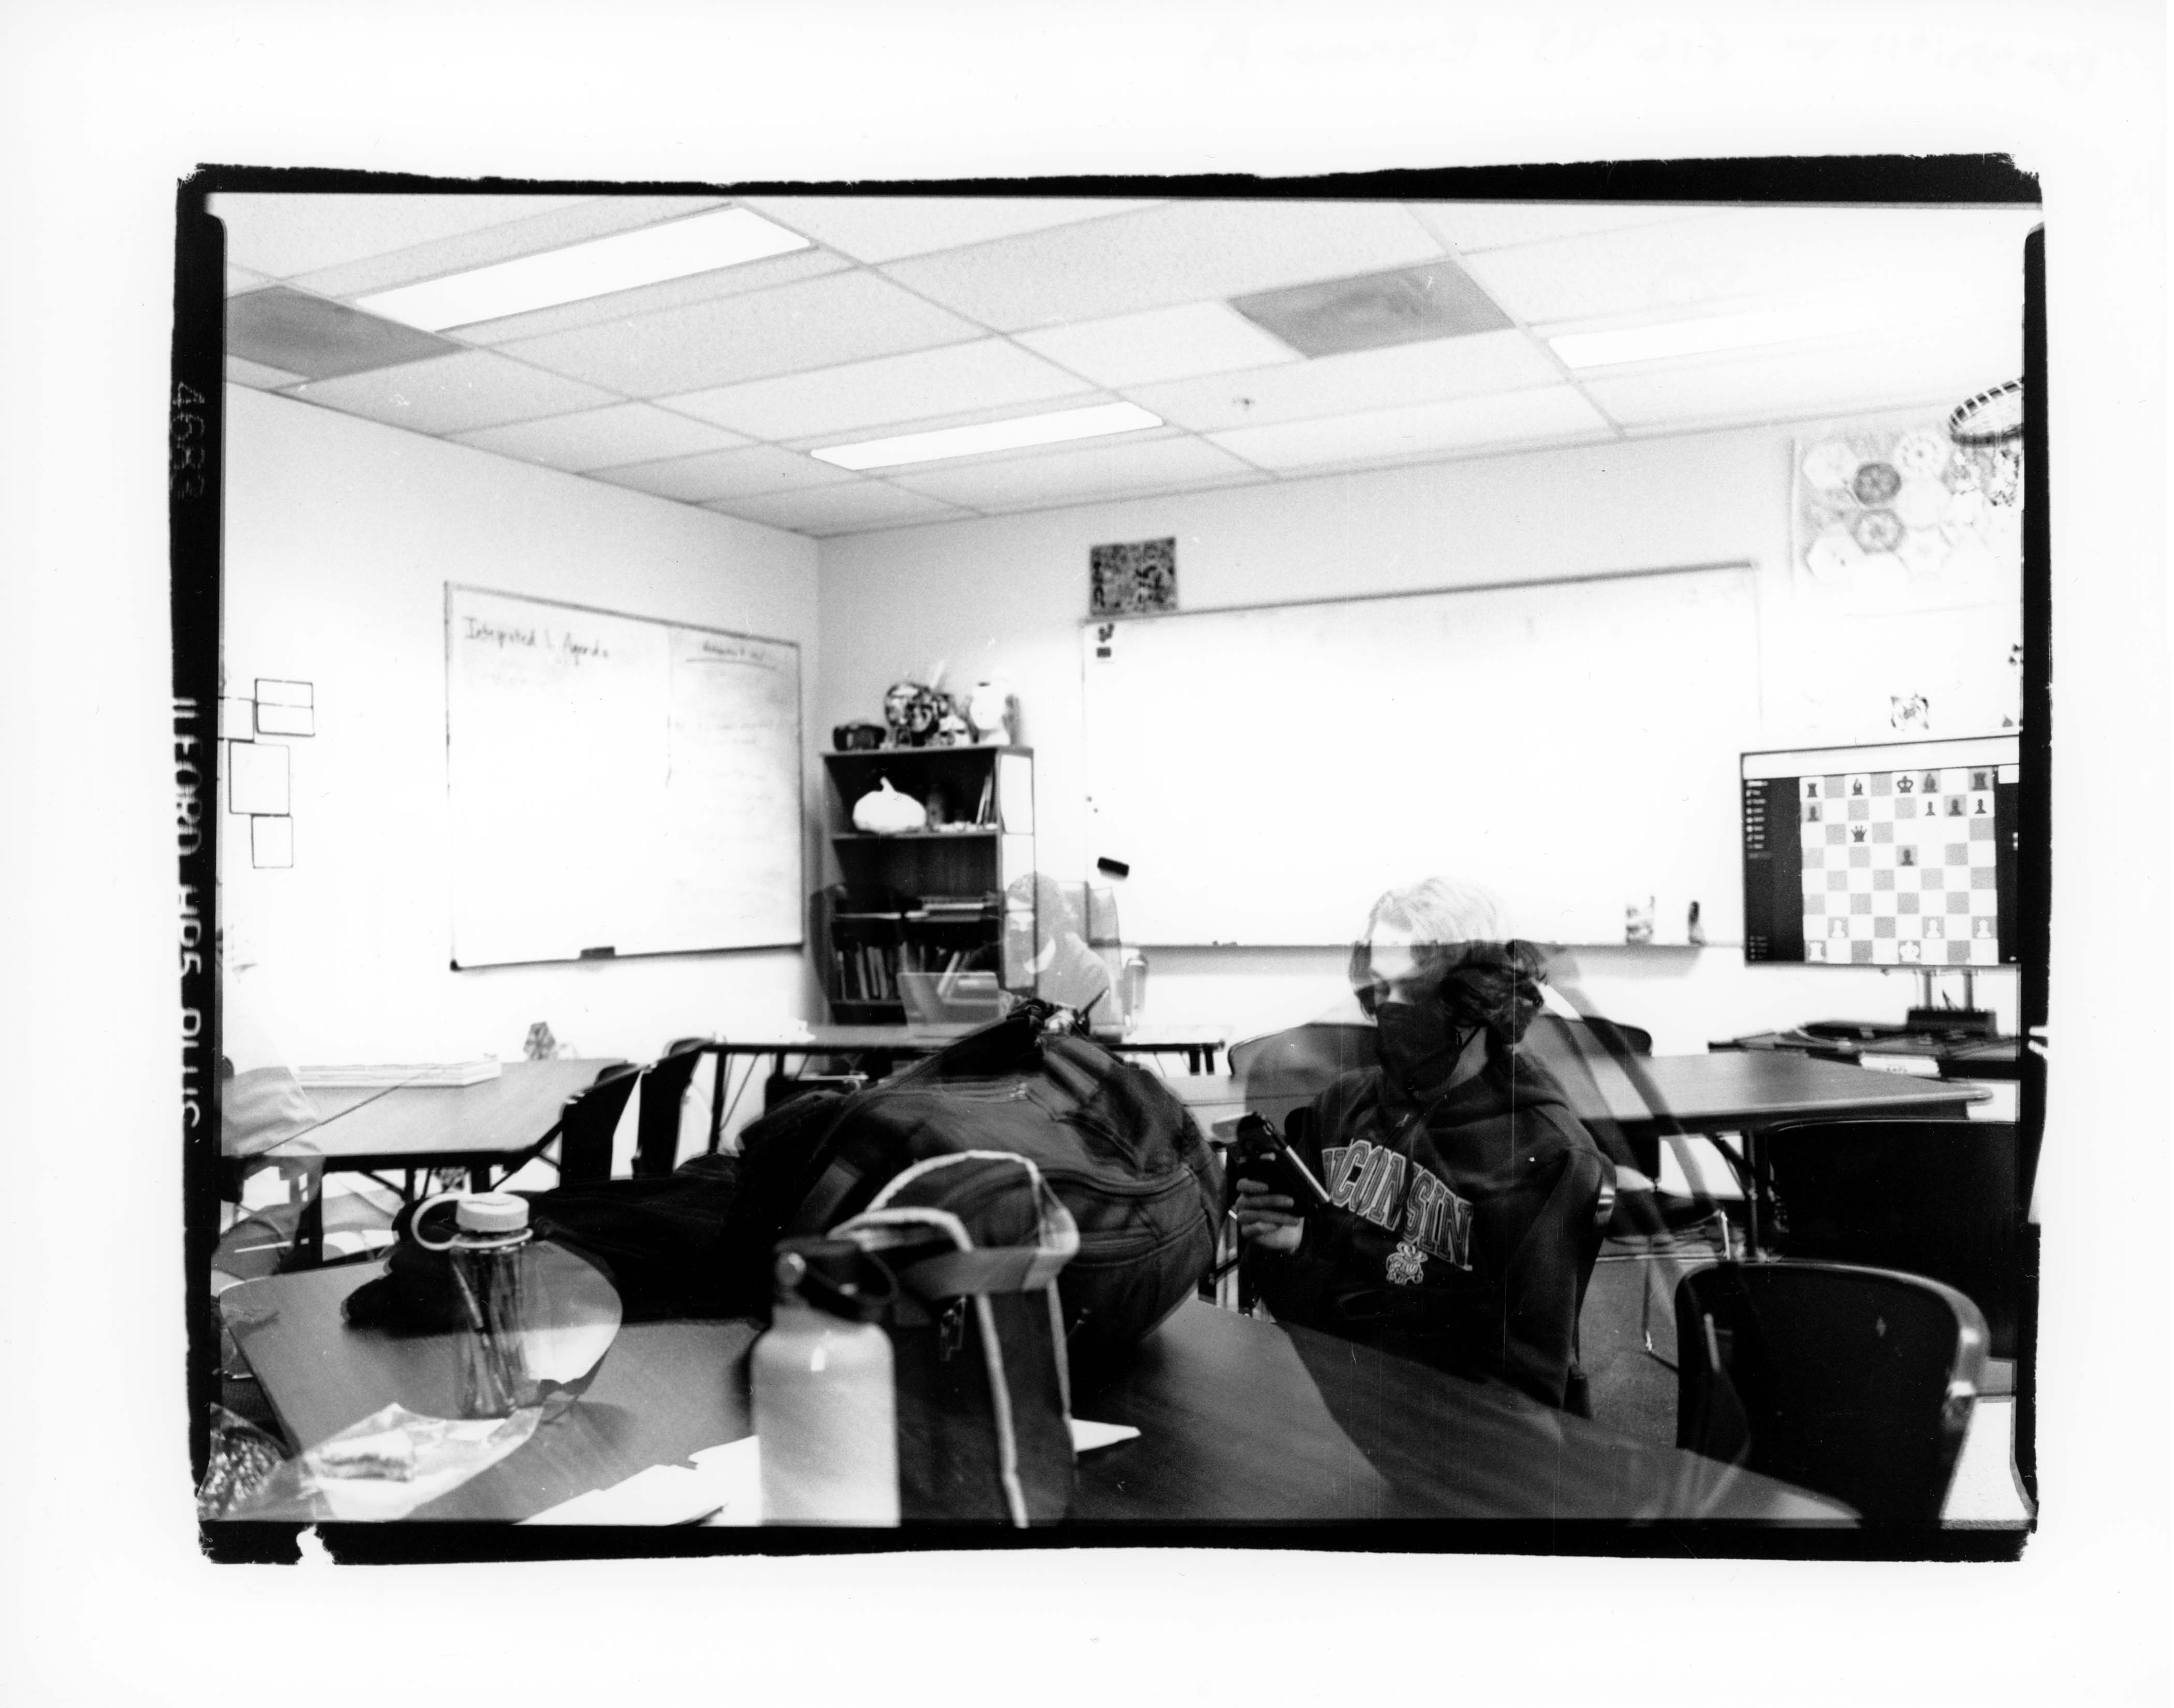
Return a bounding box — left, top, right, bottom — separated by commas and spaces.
1798, 765, 2002, 965
219, 679, 313, 868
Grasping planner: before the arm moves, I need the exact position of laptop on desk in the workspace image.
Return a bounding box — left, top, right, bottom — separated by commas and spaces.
897, 970, 1004, 1028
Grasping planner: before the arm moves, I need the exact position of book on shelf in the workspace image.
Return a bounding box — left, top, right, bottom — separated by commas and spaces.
920, 891, 1000, 917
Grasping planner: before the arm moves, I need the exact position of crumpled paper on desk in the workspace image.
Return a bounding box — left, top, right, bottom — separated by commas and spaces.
226, 1402, 540, 1522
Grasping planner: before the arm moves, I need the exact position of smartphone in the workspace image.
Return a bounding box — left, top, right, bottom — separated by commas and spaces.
1231, 1113, 1334, 1212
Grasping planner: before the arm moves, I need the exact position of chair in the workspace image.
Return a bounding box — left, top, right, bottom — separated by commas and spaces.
1521, 1012, 1737, 1365
552, 1063, 642, 1185
1519, 1013, 1658, 1171
1674, 1260, 1987, 1525
632, 1041, 710, 1177
1762, 1120, 2025, 1375
1226, 1021, 1375, 1126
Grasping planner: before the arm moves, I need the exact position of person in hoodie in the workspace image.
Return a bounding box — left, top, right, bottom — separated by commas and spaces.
1236, 879, 1606, 1410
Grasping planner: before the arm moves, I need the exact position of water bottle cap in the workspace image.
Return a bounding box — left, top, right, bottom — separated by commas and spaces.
774, 1238, 893, 1319
455, 1192, 530, 1234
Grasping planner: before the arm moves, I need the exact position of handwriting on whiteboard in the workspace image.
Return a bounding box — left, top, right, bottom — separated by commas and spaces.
461, 615, 611, 664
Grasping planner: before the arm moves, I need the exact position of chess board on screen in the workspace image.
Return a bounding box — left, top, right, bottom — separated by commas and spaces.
1740, 734, 2020, 967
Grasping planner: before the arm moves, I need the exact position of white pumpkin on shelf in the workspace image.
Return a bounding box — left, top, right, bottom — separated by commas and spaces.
851, 777, 928, 834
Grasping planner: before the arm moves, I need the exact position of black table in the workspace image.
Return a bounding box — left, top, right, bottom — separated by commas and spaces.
1712, 1029, 2024, 1082
267, 1059, 623, 1193
221, 1264, 1848, 1527
1176, 1051, 1988, 1255
688, 1023, 1227, 1151
256, 1059, 624, 1260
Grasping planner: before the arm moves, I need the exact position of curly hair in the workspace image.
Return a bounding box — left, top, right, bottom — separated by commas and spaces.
1352, 879, 1549, 1051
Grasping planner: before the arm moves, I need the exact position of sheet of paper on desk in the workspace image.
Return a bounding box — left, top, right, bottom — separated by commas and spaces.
525, 1438, 760, 1526
521, 1463, 728, 1526
1069, 1418, 1140, 1453
531, 1423, 1139, 1526
297, 1061, 503, 1088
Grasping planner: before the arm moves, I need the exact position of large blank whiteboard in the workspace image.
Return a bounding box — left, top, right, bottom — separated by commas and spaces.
447, 585, 802, 967
1082, 567, 1759, 947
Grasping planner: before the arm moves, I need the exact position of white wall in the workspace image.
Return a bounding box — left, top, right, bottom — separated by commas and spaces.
817, 411, 2021, 1051
222, 386, 824, 1067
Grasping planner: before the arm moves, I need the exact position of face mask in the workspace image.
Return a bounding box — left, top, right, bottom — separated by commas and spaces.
1372, 1001, 1474, 1099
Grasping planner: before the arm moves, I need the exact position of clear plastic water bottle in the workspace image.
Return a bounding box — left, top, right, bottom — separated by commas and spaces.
751, 1239, 899, 1526
411, 1190, 537, 1418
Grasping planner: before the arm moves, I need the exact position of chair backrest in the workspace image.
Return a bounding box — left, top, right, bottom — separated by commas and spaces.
1675, 1260, 1986, 1525
555, 1063, 642, 1185
1762, 1119, 2022, 1359
633, 1043, 710, 1178
1518, 1012, 1658, 1175
1226, 1022, 1377, 1126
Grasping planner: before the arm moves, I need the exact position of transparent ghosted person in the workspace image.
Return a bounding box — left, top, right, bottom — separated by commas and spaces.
967, 871, 1117, 1024
1235, 878, 1608, 1410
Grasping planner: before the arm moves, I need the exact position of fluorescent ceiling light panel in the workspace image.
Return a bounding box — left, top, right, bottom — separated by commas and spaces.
811, 401, 1163, 470
1550, 304, 1883, 370
353, 208, 812, 331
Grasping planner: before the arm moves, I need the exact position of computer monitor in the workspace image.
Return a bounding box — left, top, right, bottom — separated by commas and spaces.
1741, 734, 2020, 967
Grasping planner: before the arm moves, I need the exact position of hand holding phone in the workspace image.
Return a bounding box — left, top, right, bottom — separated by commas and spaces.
1231, 1113, 1334, 1213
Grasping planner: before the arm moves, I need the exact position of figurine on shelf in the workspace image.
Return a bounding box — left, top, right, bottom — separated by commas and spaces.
967, 679, 1017, 746
933, 699, 972, 746
882, 680, 940, 748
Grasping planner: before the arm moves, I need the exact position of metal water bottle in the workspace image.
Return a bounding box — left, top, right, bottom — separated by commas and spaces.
1122, 952, 1149, 1025
412, 1190, 537, 1418
751, 1239, 899, 1526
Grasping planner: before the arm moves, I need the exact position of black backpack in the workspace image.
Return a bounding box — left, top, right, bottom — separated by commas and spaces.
724, 1005, 1224, 1377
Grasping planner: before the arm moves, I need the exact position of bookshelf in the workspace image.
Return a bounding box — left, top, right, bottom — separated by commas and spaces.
816, 746, 1035, 1022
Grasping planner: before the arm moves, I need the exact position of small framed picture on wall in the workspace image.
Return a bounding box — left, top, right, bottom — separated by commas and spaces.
1090, 537, 1177, 615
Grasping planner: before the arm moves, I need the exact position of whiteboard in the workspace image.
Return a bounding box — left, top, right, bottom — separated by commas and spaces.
1081, 567, 1760, 947
446, 585, 802, 967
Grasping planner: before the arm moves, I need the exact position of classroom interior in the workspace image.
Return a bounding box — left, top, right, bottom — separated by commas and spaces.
204, 187, 2041, 1531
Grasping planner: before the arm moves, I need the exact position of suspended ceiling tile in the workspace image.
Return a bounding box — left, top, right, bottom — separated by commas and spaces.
1463, 205, 2039, 327
587, 443, 861, 504
700, 482, 971, 537
880, 199, 1447, 331
226, 354, 308, 391
1410, 201, 1720, 254
496, 269, 986, 396
289, 195, 733, 301
1012, 301, 1302, 389
662, 338, 1095, 441
888, 434, 1264, 511
209, 192, 592, 279
1206, 385, 1613, 473
227, 286, 463, 380
285, 348, 621, 436
1578, 317, 2025, 432
738, 195, 1159, 262
450, 403, 753, 473
450, 248, 851, 346
1123, 329, 1564, 433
